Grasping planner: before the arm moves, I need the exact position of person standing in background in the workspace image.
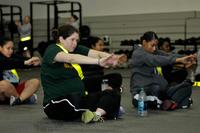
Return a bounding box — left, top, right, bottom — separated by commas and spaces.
15, 15, 32, 58
66, 14, 79, 30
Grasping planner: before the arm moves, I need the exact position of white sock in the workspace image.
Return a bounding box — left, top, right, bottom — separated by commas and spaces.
95, 111, 101, 116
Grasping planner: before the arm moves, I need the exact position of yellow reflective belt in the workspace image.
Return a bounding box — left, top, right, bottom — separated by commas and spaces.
193, 82, 200, 87
20, 36, 31, 42
56, 44, 87, 95
156, 66, 163, 76
11, 69, 19, 80
56, 44, 84, 80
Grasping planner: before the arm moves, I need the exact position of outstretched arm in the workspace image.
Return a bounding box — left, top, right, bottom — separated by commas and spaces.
88, 49, 127, 67
88, 49, 111, 58
54, 51, 115, 68
175, 54, 196, 68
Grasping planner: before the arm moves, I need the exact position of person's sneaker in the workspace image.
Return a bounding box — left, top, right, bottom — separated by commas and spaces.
181, 98, 193, 109
25, 94, 37, 104
162, 100, 177, 111
185, 79, 194, 86
10, 96, 21, 106
189, 98, 193, 107
81, 110, 104, 124
118, 106, 125, 118
92, 113, 104, 122
81, 110, 94, 123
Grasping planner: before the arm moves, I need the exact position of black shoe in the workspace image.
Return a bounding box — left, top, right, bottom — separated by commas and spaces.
10, 96, 21, 106
178, 97, 193, 109
185, 79, 194, 86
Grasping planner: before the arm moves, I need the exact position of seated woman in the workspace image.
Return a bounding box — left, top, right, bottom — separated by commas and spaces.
41, 25, 126, 123
195, 49, 200, 81
158, 38, 188, 84
0, 37, 40, 106
129, 31, 196, 111
81, 36, 125, 93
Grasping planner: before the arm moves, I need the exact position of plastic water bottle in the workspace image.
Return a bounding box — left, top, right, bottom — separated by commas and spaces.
138, 88, 148, 116
190, 70, 194, 82
101, 79, 108, 91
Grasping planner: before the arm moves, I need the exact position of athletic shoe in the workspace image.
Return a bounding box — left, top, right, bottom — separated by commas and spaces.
10, 96, 21, 106
81, 110, 104, 124
185, 79, 194, 86
25, 94, 37, 104
189, 98, 193, 107
118, 106, 125, 118
162, 100, 177, 111
180, 97, 193, 109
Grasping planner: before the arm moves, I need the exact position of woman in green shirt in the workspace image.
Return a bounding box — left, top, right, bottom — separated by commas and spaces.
41, 24, 125, 123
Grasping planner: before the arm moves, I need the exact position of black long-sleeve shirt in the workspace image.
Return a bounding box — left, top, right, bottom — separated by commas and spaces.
0, 53, 30, 81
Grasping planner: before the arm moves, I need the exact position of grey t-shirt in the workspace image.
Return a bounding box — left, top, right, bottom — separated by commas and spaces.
18, 23, 31, 38
129, 46, 177, 97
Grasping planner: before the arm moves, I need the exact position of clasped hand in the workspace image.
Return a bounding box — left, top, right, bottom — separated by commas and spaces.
99, 54, 127, 68
182, 54, 197, 68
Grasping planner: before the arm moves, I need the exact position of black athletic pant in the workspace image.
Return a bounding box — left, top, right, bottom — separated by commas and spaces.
167, 80, 192, 108
43, 90, 121, 121
18, 40, 33, 56
83, 73, 122, 93
162, 65, 188, 84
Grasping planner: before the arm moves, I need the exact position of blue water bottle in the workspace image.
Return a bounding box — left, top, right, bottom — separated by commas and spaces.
138, 88, 148, 116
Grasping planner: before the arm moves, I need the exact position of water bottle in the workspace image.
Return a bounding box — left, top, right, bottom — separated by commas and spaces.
138, 88, 148, 116
190, 70, 194, 82
101, 79, 108, 91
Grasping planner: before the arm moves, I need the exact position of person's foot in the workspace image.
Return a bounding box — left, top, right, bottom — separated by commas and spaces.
162, 100, 177, 111
10, 96, 21, 106
185, 79, 194, 86
24, 94, 37, 104
81, 110, 104, 123
180, 98, 193, 109
189, 98, 193, 107
118, 106, 125, 118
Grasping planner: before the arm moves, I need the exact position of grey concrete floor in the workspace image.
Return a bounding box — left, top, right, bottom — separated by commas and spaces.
0, 68, 200, 133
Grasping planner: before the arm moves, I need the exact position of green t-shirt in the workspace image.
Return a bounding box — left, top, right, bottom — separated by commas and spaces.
41, 44, 89, 104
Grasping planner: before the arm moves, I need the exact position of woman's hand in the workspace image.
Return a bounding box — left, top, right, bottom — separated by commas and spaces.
98, 54, 127, 68
109, 54, 127, 67
15, 20, 21, 27
115, 54, 127, 64
178, 54, 196, 68
98, 54, 114, 68
24, 57, 41, 66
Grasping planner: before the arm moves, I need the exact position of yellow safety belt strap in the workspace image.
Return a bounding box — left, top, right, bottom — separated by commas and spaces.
11, 69, 19, 80
56, 44, 84, 80
21, 36, 31, 42
193, 81, 200, 87
56, 44, 87, 95
156, 66, 163, 76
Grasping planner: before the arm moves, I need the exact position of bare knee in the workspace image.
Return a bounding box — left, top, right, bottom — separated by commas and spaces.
25, 78, 40, 91
0, 80, 13, 93
0, 80, 18, 97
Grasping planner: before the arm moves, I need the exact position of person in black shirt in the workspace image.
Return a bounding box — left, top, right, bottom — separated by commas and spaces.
0, 37, 40, 106
81, 36, 126, 94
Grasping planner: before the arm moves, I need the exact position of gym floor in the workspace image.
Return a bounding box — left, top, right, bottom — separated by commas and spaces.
0, 68, 200, 133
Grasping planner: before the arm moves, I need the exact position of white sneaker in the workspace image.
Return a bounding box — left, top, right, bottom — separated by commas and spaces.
10, 96, 21, 106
